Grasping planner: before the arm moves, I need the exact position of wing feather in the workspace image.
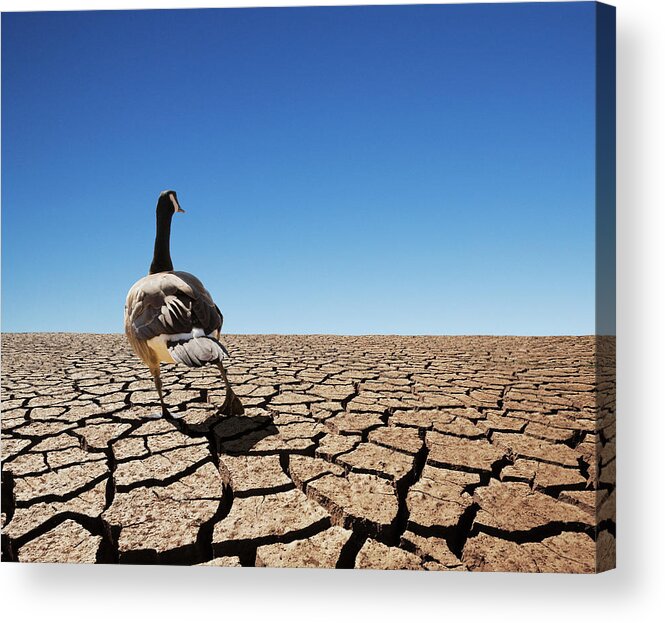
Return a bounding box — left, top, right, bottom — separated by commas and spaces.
125, 271, 223, 341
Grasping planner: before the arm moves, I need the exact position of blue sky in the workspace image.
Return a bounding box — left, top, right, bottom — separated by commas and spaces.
2, 3, 597, 335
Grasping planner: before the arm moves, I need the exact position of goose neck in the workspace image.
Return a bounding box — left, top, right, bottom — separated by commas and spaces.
149, 211, 174, 274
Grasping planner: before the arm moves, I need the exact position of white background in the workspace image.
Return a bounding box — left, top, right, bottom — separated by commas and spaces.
0, 0, 662, 621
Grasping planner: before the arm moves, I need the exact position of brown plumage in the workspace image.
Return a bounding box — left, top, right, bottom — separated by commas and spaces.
124, 191, 243, 418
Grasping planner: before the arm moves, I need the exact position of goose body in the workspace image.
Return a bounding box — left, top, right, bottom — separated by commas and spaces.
125, 270, 225, 366
124, 191, 243, 418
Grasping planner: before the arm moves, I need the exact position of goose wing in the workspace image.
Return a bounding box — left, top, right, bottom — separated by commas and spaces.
125, 271, 223, 341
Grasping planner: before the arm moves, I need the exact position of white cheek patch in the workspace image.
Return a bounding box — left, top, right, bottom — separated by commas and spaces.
170, 193, 181, 212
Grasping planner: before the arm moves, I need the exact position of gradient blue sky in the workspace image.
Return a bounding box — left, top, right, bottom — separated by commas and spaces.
2, 3, 597, 335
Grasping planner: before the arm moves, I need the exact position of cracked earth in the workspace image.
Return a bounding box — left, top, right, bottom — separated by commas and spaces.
1, 334, 615, 572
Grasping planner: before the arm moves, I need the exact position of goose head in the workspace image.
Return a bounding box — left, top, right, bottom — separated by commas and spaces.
157, 190, 185, 216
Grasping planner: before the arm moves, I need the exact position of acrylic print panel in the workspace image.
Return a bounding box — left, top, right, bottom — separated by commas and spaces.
0, 2, 615, 572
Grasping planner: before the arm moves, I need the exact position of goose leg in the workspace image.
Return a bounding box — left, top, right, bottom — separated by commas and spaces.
216, 362, 244, 416
150, 366, 184, 419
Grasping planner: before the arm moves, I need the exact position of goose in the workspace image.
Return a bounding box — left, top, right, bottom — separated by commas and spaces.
124, 190, 243, 419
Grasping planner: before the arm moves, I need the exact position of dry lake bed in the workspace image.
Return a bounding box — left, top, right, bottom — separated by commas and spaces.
1, 334, 615, 572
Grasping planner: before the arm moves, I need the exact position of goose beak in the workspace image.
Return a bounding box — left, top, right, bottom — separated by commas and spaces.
169, 193, 185, 214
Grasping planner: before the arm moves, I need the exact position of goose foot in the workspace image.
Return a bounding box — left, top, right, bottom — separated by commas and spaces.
164, 407, 186, 420
221, 393, 244, 416
144, 407, 185, 420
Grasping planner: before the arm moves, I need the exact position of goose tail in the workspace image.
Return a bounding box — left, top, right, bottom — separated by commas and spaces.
167, 336, 229, 368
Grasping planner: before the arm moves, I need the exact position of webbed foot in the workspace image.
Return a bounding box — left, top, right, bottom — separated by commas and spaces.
221, 392, 244, 416
144, 406, 186, 420
164, 406, 186, 420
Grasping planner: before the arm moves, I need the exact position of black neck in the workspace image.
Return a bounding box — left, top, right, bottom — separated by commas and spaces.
149, 210, 174, 274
